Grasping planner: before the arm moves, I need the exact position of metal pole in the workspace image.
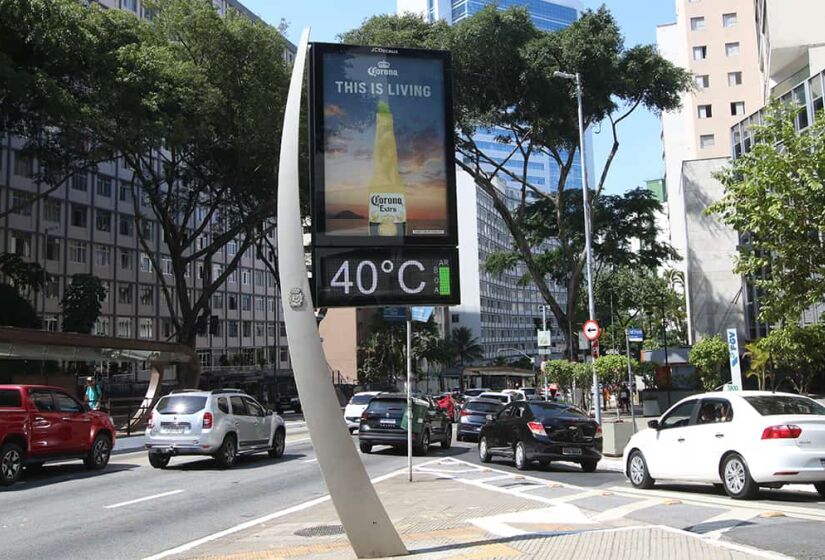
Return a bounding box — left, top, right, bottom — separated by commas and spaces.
276, 29, 406, 558
574, 72, 601, 425
541, 306, 548, 400
662, 299, 671, 408
626, 329, 636, 433
407, 310, 413, 483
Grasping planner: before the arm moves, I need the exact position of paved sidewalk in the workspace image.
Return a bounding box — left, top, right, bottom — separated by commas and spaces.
161, 458, 782, 560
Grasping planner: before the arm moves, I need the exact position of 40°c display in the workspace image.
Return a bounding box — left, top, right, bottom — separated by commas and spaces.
313, 247, 460, 308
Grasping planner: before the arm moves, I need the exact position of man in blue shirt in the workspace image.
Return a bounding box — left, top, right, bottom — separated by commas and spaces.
84, 376, 102, 411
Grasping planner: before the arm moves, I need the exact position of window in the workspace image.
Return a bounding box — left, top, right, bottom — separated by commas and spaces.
142, 220, 154, 242
279, 323, 287, 337
118, 283, 133, 304
689, 17, 705, 31
697, 399, 733, 424
53, 391, 82, 413
744, 396, 825, 416
140, 285, 154, 306
255, 322, 264, 337
96, 176, 112, 197
660, 400, 698, 429
228, 294, 237, 310
43, 315, 59, 332
45, 278, 59, 299
120, 249, 133, 270
44, 198, 61, 223
722, 12, 737, 27
117, 317, 132, 338
96, 209, 112, 232
14, 152, 34, 177
241, 294, 251, 311
10, 190, 33, 216
242, 320, 252, 338
228, 320, 239, 337
229, 396, 246, 415
228, 270, 238, 284
71, 204, 87, 228
243, 397, 264, 417
451, 314, 459, 323
697, 104, 712, 118
217, 397, 229, 414
139, 318, 154, 339
227, 239, 238, 256
241, 269, 250, 286
140, 252, 152, 273
119, 216, 133, 237
728, 71, 742, 86
71, 174, 87, 192
254, 270, 265, 287
213, 293, 224, 310
255, 296, 264, 312
725, 42, 740, 56
119, 183, 133, 202
729, 101, 745, 116
268, 297, 274, 312
45, 238, 60, 261
280, 347, 288, 362
9, 232, 31, 257
122, 0, 137, 11
694, 75, 709, 89
692, 46, 707, 60
0, 389, 22, 408
95, 245, 111, 266
699, 134, 715, 148
30, 390, 54, 412
69, 240, 87, 264
94, 317, 110, 336
162, 256, 173, 275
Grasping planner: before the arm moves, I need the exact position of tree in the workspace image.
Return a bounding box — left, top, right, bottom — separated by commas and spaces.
448, 326, 483, 366
342, 8, 690, 359
758, 324, 825, 395
0, 254, 48, 299
594, 354, 636, 385
61, 274, 107, 334
710, 103, 825, 324
0, 284, 41, 328
689, 335, 728, 391
744, 341, 771, 391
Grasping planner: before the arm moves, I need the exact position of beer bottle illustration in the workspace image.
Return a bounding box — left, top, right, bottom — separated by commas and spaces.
368, 100, 406, 236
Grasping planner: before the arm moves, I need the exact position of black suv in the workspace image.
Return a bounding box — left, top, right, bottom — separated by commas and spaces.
358, 394, 451, 455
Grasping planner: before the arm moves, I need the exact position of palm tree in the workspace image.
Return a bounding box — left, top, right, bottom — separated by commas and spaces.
449, 326, 483, 390
744, 342, 771, 391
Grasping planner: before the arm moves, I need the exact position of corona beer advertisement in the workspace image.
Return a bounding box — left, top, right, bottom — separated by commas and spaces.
310, 43, 457, 247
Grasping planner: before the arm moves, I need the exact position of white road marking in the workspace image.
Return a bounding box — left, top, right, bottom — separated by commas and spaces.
105, 490, 185, 509
592, 497, 662, 522
470, 506, 593, 537
301, 458, 318, 463
692, 508, 759, 540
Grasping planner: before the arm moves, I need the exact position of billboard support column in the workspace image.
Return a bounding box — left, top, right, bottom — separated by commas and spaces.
277, 28, 407, 559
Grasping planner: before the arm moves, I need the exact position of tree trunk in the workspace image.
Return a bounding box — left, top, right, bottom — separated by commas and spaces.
176, 329, 202, 389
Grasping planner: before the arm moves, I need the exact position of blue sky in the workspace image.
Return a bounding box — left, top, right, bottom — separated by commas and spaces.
242, 0, 678, 194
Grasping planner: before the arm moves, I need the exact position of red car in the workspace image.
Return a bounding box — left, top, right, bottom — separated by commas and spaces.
0, 384, 116, 486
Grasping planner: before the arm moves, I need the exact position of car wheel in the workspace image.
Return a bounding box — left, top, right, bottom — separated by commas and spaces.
441, 424, 452, 449
580, 459, 598, 473
84, 434, 112, 470
456, 433, 464, 442
814, 482, 825, 498
628, 450, 655, 489
722, 453, 758, 499
0, 443, 24, 486
514, 441, 529, 471
268, 428, 285, 459
359, 441, 372, 454
414, 430, 430, 456
214, 435, 237, 468
148, 453, 170, 469
479, 437, 492, 463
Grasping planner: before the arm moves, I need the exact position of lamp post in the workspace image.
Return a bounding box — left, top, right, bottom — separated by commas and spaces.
554, 70, 600, 424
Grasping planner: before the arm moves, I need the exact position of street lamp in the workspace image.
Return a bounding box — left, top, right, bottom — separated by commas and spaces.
554, 70, 601, 423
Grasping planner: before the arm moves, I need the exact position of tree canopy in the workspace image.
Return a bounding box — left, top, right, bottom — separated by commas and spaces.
61, 274, 107, 334
689, 335, 728, 391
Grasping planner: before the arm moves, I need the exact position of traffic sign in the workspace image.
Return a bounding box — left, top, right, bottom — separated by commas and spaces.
627, 327, 643, 342
583, 320, 600, 341
537, 330, 552, 347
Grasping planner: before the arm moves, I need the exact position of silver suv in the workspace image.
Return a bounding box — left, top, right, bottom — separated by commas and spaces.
144, 389, 285, 469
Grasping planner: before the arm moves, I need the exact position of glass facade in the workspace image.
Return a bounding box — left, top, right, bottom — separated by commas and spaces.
451, 0, 577, 31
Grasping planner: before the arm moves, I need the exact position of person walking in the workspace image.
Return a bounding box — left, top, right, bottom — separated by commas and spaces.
619, 383, 630, 414
84, 376, 102, 411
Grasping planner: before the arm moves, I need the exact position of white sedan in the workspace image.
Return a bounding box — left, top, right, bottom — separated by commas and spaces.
344, 391, 382, 432
623, 391, 825, 499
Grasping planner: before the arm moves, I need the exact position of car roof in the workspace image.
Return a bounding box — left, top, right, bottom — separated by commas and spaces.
353, 391, 382, 397
478, 391, 506, 396
0, 384, 70, 392
677, 390, 808, 402
466, 397, 504, 405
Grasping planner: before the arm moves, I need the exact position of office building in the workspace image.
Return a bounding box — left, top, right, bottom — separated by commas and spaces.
398, 0, 584, 364
0, 0, 297, 384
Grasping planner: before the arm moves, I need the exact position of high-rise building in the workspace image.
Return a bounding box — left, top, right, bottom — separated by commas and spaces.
397, 0, 584, 365
0, 0, 297, 385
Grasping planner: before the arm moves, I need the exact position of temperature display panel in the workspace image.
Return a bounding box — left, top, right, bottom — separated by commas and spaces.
313, 247, 460, 308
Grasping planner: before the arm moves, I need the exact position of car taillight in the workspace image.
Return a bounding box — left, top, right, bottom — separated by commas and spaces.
527, 421, 547, 437
361, 411, 369, 420
147, 416, 153, 429
595, 425, 602, 437
761, 424, 801, 439
461, 409, 472, 416
203, 412, 213, 430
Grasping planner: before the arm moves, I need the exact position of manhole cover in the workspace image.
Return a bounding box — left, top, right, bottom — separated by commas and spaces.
294, 525, 346, 537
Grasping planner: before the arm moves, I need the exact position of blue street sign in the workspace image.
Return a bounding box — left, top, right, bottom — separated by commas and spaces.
383, 307, 407, 322
627, 327, 644, 342
411, 306, 434, 323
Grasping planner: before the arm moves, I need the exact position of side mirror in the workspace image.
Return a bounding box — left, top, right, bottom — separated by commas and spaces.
647, 419, 660, 430
485, 414, 494, 422
266, 409, 274, 416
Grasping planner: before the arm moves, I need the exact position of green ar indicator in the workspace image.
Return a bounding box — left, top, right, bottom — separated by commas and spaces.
438, 265, 451, 296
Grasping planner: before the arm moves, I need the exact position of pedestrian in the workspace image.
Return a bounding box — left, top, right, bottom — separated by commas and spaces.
619, 383, 630, 413
84, 376, 102, 411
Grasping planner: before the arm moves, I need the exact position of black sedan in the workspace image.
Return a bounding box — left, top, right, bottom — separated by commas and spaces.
457, 398, 502, 442
478, 401, 602, 472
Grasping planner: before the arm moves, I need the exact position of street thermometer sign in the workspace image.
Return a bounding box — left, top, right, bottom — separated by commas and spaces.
583, 319, 600, 342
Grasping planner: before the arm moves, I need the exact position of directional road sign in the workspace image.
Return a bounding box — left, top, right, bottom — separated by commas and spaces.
583, 320, 600, 342
627, 327, 644, 343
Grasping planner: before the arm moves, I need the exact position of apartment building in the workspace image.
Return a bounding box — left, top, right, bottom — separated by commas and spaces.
0, 0, 297, 381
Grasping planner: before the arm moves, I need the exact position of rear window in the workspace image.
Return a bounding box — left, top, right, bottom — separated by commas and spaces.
522, 388, 536, 396
0, 389, 22, 408
744, 396, 825, 416
465, 401, 501, 413
367, 399, 406, 413
156, 395, 207, 415
529, 402, 587, 418
480, 394, 509, 403
350, 394, 375, 405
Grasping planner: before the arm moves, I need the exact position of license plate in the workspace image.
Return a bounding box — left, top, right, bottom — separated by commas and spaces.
379, 419, 396, 426
562, 447, 582, 456
163, 428, 184, 434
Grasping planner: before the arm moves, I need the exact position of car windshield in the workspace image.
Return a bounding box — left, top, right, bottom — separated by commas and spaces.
480, 394, 508, 403
744, 396, 825, 416
464, 390, 485, 396
156, 395, 207, 415
350, 394, 375, 405
367, 399, 406, 413
465, 401, 501, 413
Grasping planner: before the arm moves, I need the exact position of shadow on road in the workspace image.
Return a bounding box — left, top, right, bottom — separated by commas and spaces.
653, 482, 825, 504
5, 461, 140, 491
165, 452, 307, 472
361, 444, 474, 460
